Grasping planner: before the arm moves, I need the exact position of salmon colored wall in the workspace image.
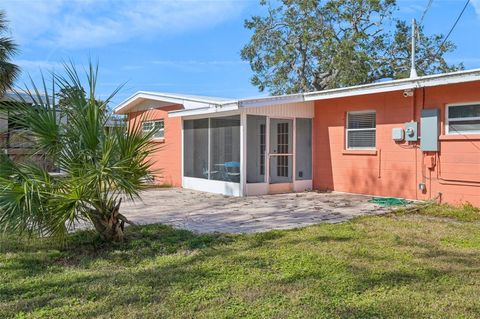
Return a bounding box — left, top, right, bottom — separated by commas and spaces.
128, 103, 182, 187
313, 81, 480, 206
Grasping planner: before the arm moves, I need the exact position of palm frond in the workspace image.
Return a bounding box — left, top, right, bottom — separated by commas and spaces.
0, 60, 157, 241
0, 10, 19, 95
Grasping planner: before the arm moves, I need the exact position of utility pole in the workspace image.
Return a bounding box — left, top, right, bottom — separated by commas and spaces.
410, 18, 418, 79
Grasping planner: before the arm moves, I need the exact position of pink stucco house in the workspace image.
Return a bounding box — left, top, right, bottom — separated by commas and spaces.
115, 69, 480, 206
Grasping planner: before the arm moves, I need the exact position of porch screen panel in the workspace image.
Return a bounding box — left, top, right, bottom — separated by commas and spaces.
184, 119, 209, 179
247, 115, 266, 183
210, 116, 241, 183
296, 118, 312, 180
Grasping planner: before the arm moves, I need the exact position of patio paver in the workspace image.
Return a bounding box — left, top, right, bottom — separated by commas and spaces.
118, 189, 392, 233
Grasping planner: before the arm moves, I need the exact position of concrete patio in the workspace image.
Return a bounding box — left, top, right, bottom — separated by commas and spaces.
119, 188, 392, 233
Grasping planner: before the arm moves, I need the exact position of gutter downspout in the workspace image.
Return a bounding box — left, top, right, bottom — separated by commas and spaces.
412, 88, 419, 200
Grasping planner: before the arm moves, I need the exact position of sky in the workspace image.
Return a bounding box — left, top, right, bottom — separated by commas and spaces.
2, 0, 480, 106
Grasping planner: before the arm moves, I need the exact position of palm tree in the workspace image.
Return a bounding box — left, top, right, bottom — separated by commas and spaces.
0, 62, 158, 242
0, 10, 19, 95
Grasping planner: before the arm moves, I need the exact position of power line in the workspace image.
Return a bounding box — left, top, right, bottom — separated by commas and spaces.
419, 0, 433, 26
422, 0, 470, 66
416, 0, 434, 42
433, 0, 470, 58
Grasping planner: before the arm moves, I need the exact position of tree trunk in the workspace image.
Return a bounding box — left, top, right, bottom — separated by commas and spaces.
88, 200, 132, 242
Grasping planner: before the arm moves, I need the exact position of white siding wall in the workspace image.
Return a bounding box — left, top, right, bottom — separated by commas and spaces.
241, 101, 314, 118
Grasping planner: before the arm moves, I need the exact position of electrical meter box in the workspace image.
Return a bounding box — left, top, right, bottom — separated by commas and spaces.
420, 108, 439, 152
404, 121, 418, 142
392, 128, 404, 141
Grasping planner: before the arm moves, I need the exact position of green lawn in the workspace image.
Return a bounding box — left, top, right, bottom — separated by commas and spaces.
1, 205, 480, 318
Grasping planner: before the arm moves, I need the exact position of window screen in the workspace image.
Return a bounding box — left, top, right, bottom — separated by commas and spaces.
447, 104, 480, 134
346, 111, 376, 149
210, 116, 241, 183
183, 119, 208, 179
296, 118, 312, 180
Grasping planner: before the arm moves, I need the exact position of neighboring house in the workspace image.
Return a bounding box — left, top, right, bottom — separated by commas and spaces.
1, 90, 125, 169
104, 115, 126, 133
115, 69, 480, 206
0, 90, 55, 169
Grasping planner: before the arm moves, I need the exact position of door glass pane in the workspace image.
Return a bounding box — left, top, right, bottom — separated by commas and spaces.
247, 115, 266, 183
210, 116, 241, 183
269, 155, 293, 184
270, 119, 292, 155
277, 155, 289, 177
296, 118, 312, 180
184, 119, 208, 179
277, 122, 289, 154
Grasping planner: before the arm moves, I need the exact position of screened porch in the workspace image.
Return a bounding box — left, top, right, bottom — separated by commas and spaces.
181, 102, 314, 196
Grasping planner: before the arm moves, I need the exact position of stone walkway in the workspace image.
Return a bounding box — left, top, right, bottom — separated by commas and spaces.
118, 189, 391, 233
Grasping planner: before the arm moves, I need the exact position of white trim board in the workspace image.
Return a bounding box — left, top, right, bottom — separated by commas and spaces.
182, 177, 241, 196
445, 102, 480, 135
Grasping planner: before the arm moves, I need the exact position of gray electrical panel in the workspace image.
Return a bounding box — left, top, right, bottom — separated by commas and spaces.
420, 108, 439, 151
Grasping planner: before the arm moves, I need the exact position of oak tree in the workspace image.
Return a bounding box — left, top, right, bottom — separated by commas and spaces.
241, 0, 462, 94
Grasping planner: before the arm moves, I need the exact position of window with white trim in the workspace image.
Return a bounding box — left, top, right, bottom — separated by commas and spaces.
142, 120, 164, 139
446, 104, 480, 135
346, 111, 376, 149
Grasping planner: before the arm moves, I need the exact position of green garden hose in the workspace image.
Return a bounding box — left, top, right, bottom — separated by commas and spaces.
368, 197, 412, 206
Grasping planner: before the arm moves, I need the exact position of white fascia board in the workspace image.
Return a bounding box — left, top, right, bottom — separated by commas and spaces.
419, 71, 480, 88
114, 92, 161, 114
114, 91, 236, 114
168, 103, 239, 118
304, 82, 417, 101
168, 107, 211, 117
304, 69, 480, 102
239, 93, 304, 108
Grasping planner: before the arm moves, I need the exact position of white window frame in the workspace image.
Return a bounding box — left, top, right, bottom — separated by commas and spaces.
142, 119, 164, 139
346, 110, 376, 150
445, 102, 480, 135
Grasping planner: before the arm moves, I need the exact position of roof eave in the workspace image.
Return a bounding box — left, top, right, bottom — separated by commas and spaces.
304, 69, 480, 101
168, 103, 239, 118
114, 91, 237, 114
116, 68, 480, 115
238, 93, 304, 108
139, 91, 237, 105
167, 93, 305, 117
